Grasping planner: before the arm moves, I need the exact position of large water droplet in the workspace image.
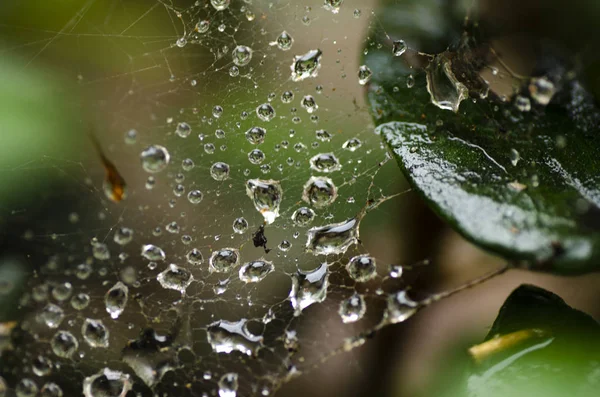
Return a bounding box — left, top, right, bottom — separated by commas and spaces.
309, 153, 341, 173
218, 373, 238, 397
289, 262, 329, 316
39, 303, 64, 328
385, 290, 419, 324
113, 227, 133, 246
157, 264, 193, 294
175, 122, 192, 138
105, 282, 128, 319
40, 382, 62, 397
245, 126, 267, 144
306, 218, 359, 255
210, 162, 231, 181
232, 45, 253, 66
246, 179, 283, 224
239, 259, 274, 283
274, 31, 293, 51
140, 145, 170, 173
291, 49, 322, 82
82, 318, 109, 348
300, 95, 318, 113
528, 76, 555, 105
346, 255, 377, 282
207, 319, 263, 356
209, 248, 240, 273
32, 355, 52, 377
426, 54, 468, 113
302, 176, 337, 208
83, 368, 132, 397
51, 331, 78, 358
16, 378, 38, 397
338, 293, 366, 323
323, 0, 344, 14
141, 244, 166, 261
210, 0, 230, 11
256, 103, 276, 122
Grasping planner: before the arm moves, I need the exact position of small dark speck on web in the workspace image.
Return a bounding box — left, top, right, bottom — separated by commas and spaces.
253, 225, 270, 253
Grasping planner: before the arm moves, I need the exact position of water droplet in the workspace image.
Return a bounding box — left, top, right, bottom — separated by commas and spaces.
514, 95, 531, 112
176, 122, 192, 138
16, 378, 38, 397
140, 145, 170, 173
248, 149, 266, 164
357, 65, 372, 85
232, 217, 248, 234
346, 255, 377, 282
292, 207, 315, 226
316, 129, 332, 142
232, 45, 253, 66
141, 244, 166, 261
300, 95, 318, 113
187, 189, 204, 204
245, 126, 267, 144
114, 227, 133, 245
218, 373, 238, 397
209, 248, 240, 273
207, 319, 263, 356
385, 290, 419, 324
105, 282, 128, 319
210, 162, 230, 181
157, 264, 193, 294
528, 76, 555, 105
291, 49, 322, 82
239, 259, 274, 283
342, 138, 362, 152
510, 148, 520, 167
302, 176, 338, 208
51, 331, 78, 358
389, 264, 403, 278
40, 382, 63, 397
323, 0, 344, 14
426, 54, 468, 113
83, 368, 132, 397
274, 31, 293, 51
353, 8, 362, 18
196, 20, 210, 33
309, 153, 341, 173
256, 103, 276, 122
246, 179, 283, 224
281, 90, 294, 103
82, 318, 109, 348
306, 218, 359, 255
278, 240, 292, 251
39, 303, 64, 328
71, 293, 90, 310
392, 39, 407, 56
32, 355, 53, 376
289, 262, 329, 316
210, 0, 231, 11
91, 240, 110, 261
339, 293, 366, 323
185, 248, 203, 265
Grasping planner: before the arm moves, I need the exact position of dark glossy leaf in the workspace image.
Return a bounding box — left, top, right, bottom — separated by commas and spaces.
365, 0, 600, 273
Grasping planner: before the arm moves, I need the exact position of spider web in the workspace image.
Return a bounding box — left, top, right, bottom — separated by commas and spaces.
0, 1, 476, 396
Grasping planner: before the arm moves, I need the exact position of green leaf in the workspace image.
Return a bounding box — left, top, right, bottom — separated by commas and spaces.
464, 285, 600, 397
365, 1, 600, 273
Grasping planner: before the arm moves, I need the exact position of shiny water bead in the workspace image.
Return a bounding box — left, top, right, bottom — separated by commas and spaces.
324, 0, 344, 13
75, 262, 92, 280
300, 95, 318, 113
302, 176, 338, 208
175, 122, 191, 138
245, 126, 266, 144
514, 95, 531, 112
385, 290, 420, 324
157, 264, 194, 294
83, 368, 132, 397
39, 303, 64, 328
32, 355, 53, 376
289, 262, 329, 316
113, 227, 133, 245
406, 74, 415, 88
346, 255, 377, 282
82, 318, 109, 348
186, 248, 203, 265
510, 148, 521, 166
40, 382, 63, 397
309, 153, 341, 173
207, 319, 263, 356
248, 149, 266, 164
141, 244, 166, 261
232, 217, 249, 234
239, 259, 274, 283
16, 378, 38, 397
315, 129, 332, 141
92, 240, 110, 261
187, 189, 204, 204
392, 39, 407, 56
218, 373, 238, 397
339, 293, 366, 323
210, 162, 230, 181
71, 293, 90, 310
210, 0, 230, 11
357, 65, 372, 85
291, 49, 322, 81
342, 137, 362, 151
389, 264, 404, 278
306, 218, 359, 255
182, 158, 195, 171
246, 179, 283, 224
105, 281, 128, 319
196, 20, 210, 33
51, 331, 78, 358
256, 103, 276, 122
276, 31, 294, 51
281, 90, 294, 103
140, 145, 170, 173
232, 45, 253, 66
278, 240, 292, 251
292, 207, 315, 226
209, 248, 240, 272
528, 76, 555, 105
204, 143, 216, 153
